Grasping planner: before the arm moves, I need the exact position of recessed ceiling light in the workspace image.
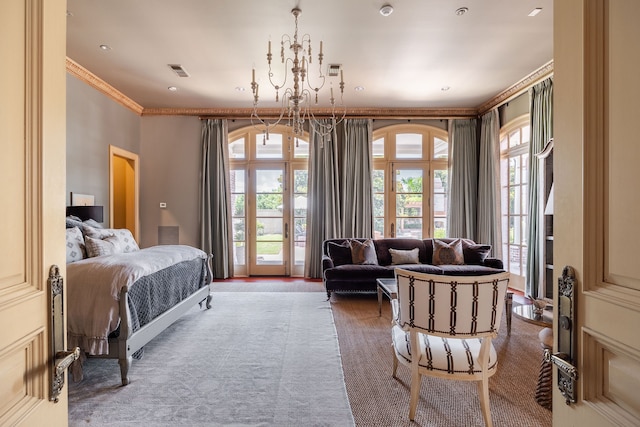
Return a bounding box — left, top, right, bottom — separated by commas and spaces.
66, 11, 74, 17
99, 44, 111, 51
528, 8, 543, 17
379, 4, 394, 17
455, 7, 468, 16
441, 86, 451, 91
235, 87, 246, 92
354, 86, 365, 92
168, 86, 177, 92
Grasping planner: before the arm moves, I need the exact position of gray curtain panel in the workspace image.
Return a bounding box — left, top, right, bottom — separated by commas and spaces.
525, 78, 553, 298
447, 118, 478, 239
305, 120, 342, 278
200, 119, 233, 279
477, 109, 503, 259
341, 119, 374, 238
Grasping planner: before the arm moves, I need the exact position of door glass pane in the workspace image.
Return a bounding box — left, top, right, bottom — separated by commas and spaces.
396, 133, 422, 159
230, 169, 246, 266
433, 169, 448, 238
293, 169, 307, 266
395, 169, 423, 238
294, 138, 309, 158
372, 137, 385, 158
373, 169, 385, 238
256, 133, 283, 159
256, 169, 283, 265
434, 137, 448, 159
229, 138, 245, 159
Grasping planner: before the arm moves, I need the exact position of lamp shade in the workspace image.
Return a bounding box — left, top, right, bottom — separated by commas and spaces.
66, 205, 104, 222
544, 183, 554, 215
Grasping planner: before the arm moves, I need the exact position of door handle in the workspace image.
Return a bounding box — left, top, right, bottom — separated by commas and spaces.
48, 265, 80, 402
545, 265, 578, 405
390, 223, 395, 238
284, 223, 289, 239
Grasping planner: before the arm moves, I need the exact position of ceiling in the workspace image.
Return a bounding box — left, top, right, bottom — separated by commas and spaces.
65, 0, 553, 112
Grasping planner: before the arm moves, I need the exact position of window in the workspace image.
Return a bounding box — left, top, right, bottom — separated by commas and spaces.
373, 124, 449, 239
500, 116, 530, 291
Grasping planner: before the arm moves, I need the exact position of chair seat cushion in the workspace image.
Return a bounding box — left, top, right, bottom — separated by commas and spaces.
392, 325, 497, 375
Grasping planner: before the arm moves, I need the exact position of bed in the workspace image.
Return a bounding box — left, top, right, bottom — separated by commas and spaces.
65, 221, 212, 385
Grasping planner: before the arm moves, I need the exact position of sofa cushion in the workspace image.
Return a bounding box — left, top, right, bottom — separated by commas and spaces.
391, 264, 444, 275
374, 238, 428, 266
438, 265, 504, 276
327, 241, 352, 266
462, 240, 492, 265
350, 239, 378, 265
432, 238, 465, 265
324, 264, 393, 281
389, 248, 420, 265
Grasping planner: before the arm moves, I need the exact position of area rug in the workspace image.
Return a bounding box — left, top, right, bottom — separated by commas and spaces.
331, 293, 553, 427
68, 292, 355, 427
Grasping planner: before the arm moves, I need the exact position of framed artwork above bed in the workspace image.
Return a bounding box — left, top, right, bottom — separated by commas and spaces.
71, 192, 95, 206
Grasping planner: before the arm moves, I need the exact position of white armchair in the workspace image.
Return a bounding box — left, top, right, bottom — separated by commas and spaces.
391, 269, 510, 426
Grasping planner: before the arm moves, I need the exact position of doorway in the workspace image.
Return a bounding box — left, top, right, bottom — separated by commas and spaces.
109, 145, 139, 242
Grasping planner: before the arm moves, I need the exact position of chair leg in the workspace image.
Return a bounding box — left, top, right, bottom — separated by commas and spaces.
477, 379, 493, 427
392, 348, 399, 378
408, 369, 421, 420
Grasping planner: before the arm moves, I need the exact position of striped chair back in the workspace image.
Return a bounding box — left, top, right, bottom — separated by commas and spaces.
394, 269, 510, 338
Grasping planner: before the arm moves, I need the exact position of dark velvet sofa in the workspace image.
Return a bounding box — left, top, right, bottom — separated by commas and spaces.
322, 237, 505, 299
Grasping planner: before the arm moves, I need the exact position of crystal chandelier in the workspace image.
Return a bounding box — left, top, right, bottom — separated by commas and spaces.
250, 8, 346, 144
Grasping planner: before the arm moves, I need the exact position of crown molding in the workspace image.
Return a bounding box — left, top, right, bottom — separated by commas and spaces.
147, 107, 479, 119
477, 60, 554, 115
65, 58, 144, 115
67, 56, 552, 120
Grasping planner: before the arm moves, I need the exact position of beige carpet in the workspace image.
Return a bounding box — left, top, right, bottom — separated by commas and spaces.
330, 292, 552, 427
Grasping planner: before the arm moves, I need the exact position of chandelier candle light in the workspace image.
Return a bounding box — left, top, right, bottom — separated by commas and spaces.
250, 8, 346, 144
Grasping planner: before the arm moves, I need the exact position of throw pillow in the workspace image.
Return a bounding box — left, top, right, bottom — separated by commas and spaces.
82, 224, 114, 239
327, 241, 352, 266
85, 235, 123, 257
349, 239, 378, 265
462, 240, 491, 265
110, 228, 140, 253
65, 226, 86, 263
432, 239, 465, 265
389, 248, 420, 265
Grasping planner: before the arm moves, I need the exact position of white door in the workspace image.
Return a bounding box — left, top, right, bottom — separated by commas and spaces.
554, 1, 640, 425
0, 0, 68, 425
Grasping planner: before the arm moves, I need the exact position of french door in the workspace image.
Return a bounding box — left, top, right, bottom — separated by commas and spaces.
229, 126, 308, 276
250, 164, 288, 275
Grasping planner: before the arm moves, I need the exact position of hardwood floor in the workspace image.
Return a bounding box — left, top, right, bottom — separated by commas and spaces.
211, 277, 533, 305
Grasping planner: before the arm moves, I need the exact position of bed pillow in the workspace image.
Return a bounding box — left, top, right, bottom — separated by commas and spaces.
432, 239, 465, 265
66, 226, 86, 263
66, 215, 83, 229
349, 239, 378, 265
327, 241, 352, 266
462, 240, 492, 265
389, 248, 420, 265
83, 226, 140, 253
83, 218, 104, 229
85, 235, 123, 257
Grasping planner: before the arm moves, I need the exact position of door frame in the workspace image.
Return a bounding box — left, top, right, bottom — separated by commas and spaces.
109, 145, 140, 242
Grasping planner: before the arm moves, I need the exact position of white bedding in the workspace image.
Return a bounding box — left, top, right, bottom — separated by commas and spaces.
67, 245, 207, 355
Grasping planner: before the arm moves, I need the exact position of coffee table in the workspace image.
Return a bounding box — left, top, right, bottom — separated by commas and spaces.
376, 278, 397, 316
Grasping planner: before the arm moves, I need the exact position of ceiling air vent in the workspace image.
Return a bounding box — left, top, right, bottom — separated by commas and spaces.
327, 64, 341, 77
168, 64, 190, 78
